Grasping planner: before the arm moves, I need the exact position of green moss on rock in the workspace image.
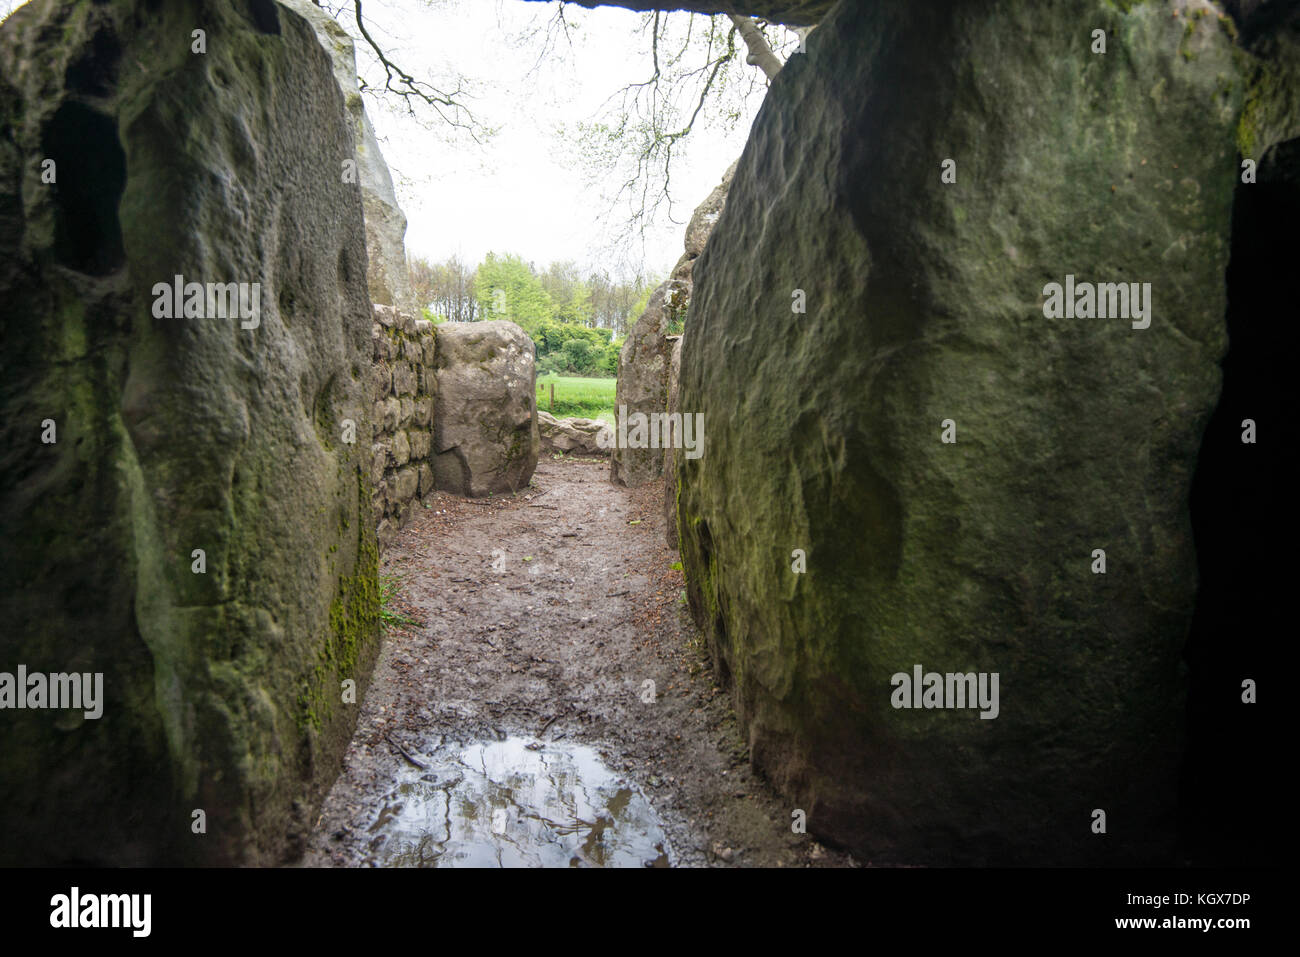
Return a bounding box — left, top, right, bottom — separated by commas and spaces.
674, 0, 1243, 865
0, 0, 378, 865
299, 508, 379, 733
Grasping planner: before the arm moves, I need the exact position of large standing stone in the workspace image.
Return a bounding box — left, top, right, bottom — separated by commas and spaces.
286, 0, 414, 315
612, 163, 733, 487
664, 336, 684, 548
675, 0, 1246, 864
432, 321, 539, 497
0, 0, 379, 864
611, 283, 674, 487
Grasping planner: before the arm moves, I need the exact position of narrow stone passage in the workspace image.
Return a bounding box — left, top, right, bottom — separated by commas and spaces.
304, 457, 855, 867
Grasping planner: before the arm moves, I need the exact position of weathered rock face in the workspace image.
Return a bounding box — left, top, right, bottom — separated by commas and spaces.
680, 161, 737, 278
370, 305, 437, 549
537, 411, 613, 457
286, 0, 413, 315
1229, 0, 1300, 156
664, 336, 684, 548
612, 163, 733, 487
432, 321, 539, 497
675, 0, 1248, 864
0, 0, 378, 864
611, 284, 674, 487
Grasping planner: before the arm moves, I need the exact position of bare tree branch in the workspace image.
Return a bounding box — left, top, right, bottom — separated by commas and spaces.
339, 0, 490, 142
728, 13, 782, 79
560, 10, 798, 264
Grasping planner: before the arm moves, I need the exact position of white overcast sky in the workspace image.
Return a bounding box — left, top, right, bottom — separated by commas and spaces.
1, 0, 776, 282
353, 0, 772, 280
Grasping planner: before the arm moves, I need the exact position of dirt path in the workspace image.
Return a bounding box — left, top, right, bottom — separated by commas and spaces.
303, 456, 856, 868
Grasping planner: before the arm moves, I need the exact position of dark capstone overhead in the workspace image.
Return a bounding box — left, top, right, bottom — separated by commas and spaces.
520, 0, 830, 26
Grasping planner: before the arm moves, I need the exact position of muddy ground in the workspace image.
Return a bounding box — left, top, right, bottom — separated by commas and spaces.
303, 455, 857, 868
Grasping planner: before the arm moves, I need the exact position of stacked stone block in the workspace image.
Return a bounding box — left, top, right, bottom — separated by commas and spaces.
370, 304, 437, 549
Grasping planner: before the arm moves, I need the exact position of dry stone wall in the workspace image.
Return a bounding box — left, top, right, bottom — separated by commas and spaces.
370, 305, 437, 550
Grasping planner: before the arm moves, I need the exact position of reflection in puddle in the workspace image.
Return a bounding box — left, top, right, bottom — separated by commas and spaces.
368, 737, 672, 867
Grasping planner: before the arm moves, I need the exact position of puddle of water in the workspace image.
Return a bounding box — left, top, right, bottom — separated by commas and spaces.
366, 736, 672, 868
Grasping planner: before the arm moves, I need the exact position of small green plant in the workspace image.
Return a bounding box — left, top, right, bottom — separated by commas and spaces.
379, 575, 421, 630
670, 561, 683, 571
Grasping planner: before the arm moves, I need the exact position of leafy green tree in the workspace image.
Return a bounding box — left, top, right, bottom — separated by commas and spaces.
560, 338, 594, 373
445, 252, 657, 372
560, 281, 594, 327
411, 254, 477, 322
474, 253, 554, 331
531, 318, 565, 357
597, 342, 621, 376
625, 280, 659, 327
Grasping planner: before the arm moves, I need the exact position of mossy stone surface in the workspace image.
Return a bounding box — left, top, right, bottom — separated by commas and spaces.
0, 0, 379, 864
676, 0, 1246, 864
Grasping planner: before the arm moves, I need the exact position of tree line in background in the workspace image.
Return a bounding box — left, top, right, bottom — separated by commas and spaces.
409, 253, 658, 377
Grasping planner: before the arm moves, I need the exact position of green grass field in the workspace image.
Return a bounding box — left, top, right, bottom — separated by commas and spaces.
537, 374, 616, 424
